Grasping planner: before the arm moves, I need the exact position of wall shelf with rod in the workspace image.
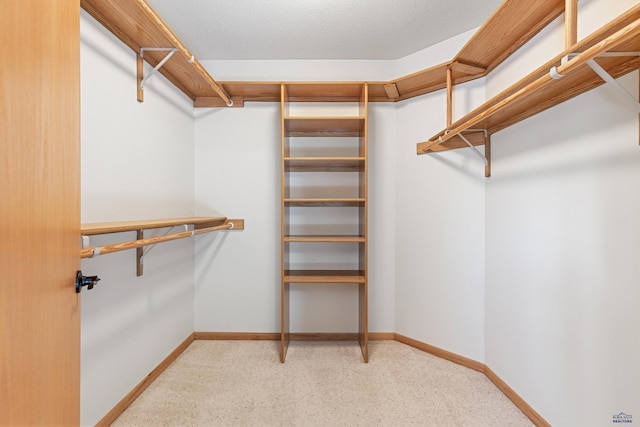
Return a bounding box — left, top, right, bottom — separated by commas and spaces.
417, 4, 640, 174
81, 0, 238, 107
81, 216, 244, 276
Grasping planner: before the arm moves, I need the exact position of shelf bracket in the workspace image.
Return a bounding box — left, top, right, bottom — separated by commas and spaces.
551, 52, 640, 114
585, 58, 640, 114
444, 130, 490, 177
136, 224, 189, 276
137, 47, 178, 103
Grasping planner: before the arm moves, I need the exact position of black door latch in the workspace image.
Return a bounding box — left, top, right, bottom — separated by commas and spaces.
76, 270, 100, 293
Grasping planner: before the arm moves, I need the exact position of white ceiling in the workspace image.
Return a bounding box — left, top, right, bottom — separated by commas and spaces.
147, 0, 503, 60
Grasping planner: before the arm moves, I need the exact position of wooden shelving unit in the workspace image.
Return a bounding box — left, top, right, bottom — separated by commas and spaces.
280, 83, 369, 362
417, 4, 640, 154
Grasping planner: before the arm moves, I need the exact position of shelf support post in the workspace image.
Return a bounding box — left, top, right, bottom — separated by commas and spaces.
446, 66, 453, 128
484, 134, 492, 178
136, 230, 144, 276
565, 0, 578, 50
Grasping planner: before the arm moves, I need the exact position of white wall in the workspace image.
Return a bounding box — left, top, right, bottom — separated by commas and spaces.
389, 29, 488, 362
485, 1, 640, 425
80, 12, 195, 426
394, 84, 487, 362
192, 101, 398, 333
193, 104, 281, 332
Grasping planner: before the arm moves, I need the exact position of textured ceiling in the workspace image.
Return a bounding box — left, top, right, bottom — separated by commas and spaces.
147, 0, 503, 60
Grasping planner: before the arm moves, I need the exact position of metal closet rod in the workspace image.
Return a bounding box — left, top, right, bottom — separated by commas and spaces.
80, 222, 235, 259
135, 0, 233, 106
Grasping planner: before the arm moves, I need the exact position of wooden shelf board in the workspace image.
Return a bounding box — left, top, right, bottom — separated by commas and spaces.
419, 6, 640, 154
83, 0, 571, 107
417, 131, 487, 154
81, 216, 227, 235
81, 0, 226, 102
284, 198, 365, 207
211, 0, 567, 104
455, 0, 565, 73
285, 82, 366, 102
284, 235, 366, 243
285, 157, 365, 172
284, 270, 366, 284
284, 117, 366, 137
219, 82, 281, 102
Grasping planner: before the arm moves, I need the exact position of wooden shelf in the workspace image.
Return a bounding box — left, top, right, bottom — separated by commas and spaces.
418, 5, 640, 154
80, 216, 244, 276
84, 0, 568, 107
194, 0, 566, 106
81, 216, 228, 235
284, 270, 366, 284
81, 0, 233, 106
284, 83, 367, 102
284, 117, 366, 137
284, 157, 365, 172
284, 235, 365, 243
281, 83, 369, 363
284, 198, 366, 207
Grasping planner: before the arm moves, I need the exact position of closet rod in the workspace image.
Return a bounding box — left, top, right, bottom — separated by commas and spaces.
426, 17, 640, 150
134, 0, 233, 106
80, 222, 235, 259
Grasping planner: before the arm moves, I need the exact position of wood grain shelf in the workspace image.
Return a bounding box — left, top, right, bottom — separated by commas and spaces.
284, 270, 366, 284
284, 157, 365, 172
284, 117, 366, 137
83, 0, 568, 107
418, 5, 640, 154
81, 216, 228, 235
80, 216, 244, 276
284, 235, 366, 243
81, 0, 233, 106
284, 198, 366, 207
203, 0, 566, 105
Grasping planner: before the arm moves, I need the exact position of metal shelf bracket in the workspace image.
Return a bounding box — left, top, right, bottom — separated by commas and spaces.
137, 47, 177, 102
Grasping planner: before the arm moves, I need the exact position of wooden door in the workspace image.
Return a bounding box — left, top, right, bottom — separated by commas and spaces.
0, 1, 81, 424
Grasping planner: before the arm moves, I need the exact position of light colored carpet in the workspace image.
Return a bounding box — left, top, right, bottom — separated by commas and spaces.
111, 340, 534, 426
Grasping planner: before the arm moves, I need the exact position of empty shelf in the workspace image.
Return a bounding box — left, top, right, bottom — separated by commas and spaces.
284, 117, 366, 137
284, 270, 366, 284
284, 235, 365, 243
284, 157, 365, 172
81, 216, 228, 235
284, 198, 365, 207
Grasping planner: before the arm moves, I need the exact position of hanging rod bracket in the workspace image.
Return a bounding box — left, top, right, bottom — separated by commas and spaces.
552, 51, 640, 80
81, 235, 90, 249
550, 66, 564, 80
